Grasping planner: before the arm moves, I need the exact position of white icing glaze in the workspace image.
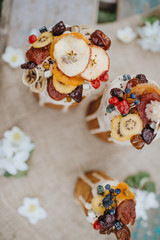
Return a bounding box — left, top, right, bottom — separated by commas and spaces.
87, 75, 160, 145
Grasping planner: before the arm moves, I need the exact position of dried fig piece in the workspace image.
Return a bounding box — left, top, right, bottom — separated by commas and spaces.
52, 21, 66, 36
130, 134, 145, 150
115, 225, 131, 240
91, 30, 111, 50
136, 74, 148, 83
69, 85, 83, 103
126, 78, 142, 89
142, 125, 156, 144
21, 61, 37, 69
110, 88, 124, 99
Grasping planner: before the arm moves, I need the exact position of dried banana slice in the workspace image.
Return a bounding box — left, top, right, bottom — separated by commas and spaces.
81, 45, 110, 81
32, 32, 54, 48
31, 75, 47, 93
120, 114, 143, 137
111, 115, 131, 142
91, 195, 105, 215
22, 68, 39, 86
53, 77, 76, 94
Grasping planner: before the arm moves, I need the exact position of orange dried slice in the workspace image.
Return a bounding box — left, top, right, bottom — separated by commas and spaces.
130, 83, 160, 97
116, 182, 135, 204
52, 65, 84, 86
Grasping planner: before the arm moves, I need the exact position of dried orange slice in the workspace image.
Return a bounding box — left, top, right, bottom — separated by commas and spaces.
52, 65, 84, 86
116, 182, 135, 204
130, 83, 160, 97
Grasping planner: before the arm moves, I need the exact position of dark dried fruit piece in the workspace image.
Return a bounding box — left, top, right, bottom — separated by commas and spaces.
26, 44, 51, 65
52, 21, 66, 36
91, 30, 111, 50
126, 78, 142, 89
110, 88, 124, 99
136, 74, 148, 83
39, 26, 48, 33
116, 200, 136, 225
130, 134, 145, 150
142, 125, 156, 144
115, 225, 131, 240
21, 61, 37, 69
69, 85, 83, 103
98, 213, 115, 230
47, 77, 67, 101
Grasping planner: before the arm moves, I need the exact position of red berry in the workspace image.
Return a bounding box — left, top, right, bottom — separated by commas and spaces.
92, 79, 100, 89
98, 70, 109, 82
117, 100, 130, 114
93, 220, 101, 230
109, 97, 119, 106
28, 34, 37, 44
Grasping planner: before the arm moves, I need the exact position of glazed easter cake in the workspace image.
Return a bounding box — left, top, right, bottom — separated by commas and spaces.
21, 21, 111, 112
75, 170, 136, 240
86, 74, 160, 149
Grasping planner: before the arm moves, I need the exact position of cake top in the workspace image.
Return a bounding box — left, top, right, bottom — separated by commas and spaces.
21, 21, 111, 106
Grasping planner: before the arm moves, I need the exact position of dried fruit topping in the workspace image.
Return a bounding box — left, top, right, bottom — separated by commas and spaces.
52, 21, 66, 36
91, 30, 111, 50
69, 85, 83, 103
21, 61, 37, 69
136, 74, 148, 83
98, 213, 116, 230
22, 68, 39, 86
32, 32, 53, 48
117, 100, 130, 114
109, 97, 120, 106
126, 78, 142, 89
115, 225, 131, 240
39, 26, 48, 33
97, 185, 105, 195
47, 77, 67, 101
92, 195, 105, 214
130, 134, 145, 150
91, 79, 100, 89
134, 99, 140, 105
110, 88, 124, 99
115, 221, 123, 231
142, 125, 155, 144
93, 220, 101, 230
28, 34, 37, 44
26, 44, 51, 65
116, 199, 136, 225
106, 104, 115, 113
123, 74, 131, 81
98, 70, 109, 82
130, 93, 137, 99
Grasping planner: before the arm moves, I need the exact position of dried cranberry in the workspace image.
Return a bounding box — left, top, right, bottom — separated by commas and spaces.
69, 85, 83, 103
136, 74, 148, 83
91, 30, 111, 50
142, 125, 155, 144
93, 220, 101, 230
91, 79, 100, 89
21, 61, 37, 69
98, 71, 109, 82
28, 34, 37, 44
52, 21, 66, 36
130, 134, 145, 150
126, 78, 142, 89
109, 97, 120, 106
117, 100, 130, 114
110, 88, 124, 99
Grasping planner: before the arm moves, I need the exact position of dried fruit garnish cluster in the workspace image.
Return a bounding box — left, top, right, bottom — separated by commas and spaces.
106, 74, 159, 149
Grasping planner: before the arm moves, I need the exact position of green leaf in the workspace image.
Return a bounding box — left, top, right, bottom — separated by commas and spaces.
142, 15, 159, 25
125, 172, 150, 188
4, 172, 12, 177
143, 181, 156, 193
125, 176, 136, 188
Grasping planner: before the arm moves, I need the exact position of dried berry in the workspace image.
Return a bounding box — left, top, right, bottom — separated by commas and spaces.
115, 221, 123, 231
115, 225, 131, 240
117, 100, 130, 114
69, 85, 83, 103
109, 97, 120, 106
142, 125, 155, 144
98, 214, 116, 230
136, 74, 148, 83
126, 78, 142, 89
21, 61, 37, 69
91, 30, 111, 50
93, 220, 101, 230
97, 185, 105, 195
110, 88, 124, 99
28, 34, 37, 44
52, 21, 66, 36
130, 134, 145, 150
106, 104, 115, 113
91, 79, 100, 89
123, 74, 131, 81
39, 26, 48, 33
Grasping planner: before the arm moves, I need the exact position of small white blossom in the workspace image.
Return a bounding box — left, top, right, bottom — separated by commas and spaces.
18, 198, 47, 224
145, 100, 160, 122
117, 26, 137, 43
2, 46, 25, 68
137, 20, 160, 52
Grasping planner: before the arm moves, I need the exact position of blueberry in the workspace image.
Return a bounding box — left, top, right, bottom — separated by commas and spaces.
115, 188, 121, 195
106, 104, 115, 113
125, 88, 131, 94
97, 185, 104, 195
130, 93, 137, 99
103, 200, 109, 208
127, 75, 131, 80
121, 113, 127, 117
135, 99, 140, 105
109, 200, 113, 205
115, 221, 123, 230
105, 184, 110, 190
123, 74, 131, 81
109, 208, 116, 215
109, 188, 115, 193
104, 194, 111, 201
39, 26, 48, 33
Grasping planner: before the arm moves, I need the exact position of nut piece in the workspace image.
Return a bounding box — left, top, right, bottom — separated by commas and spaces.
91, 30, 111, 50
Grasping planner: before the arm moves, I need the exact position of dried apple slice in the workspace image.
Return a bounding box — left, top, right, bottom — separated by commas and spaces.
81, 45, 110, 81
54, 34, 91, 77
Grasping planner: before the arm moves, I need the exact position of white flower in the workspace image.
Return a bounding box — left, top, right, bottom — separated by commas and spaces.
137, 20, 160, 52
2, 46, 25, 68
145, 100, 160, 122
117, 26, 137, 43
18, 198, 47, 224
132, 188, 159, 221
